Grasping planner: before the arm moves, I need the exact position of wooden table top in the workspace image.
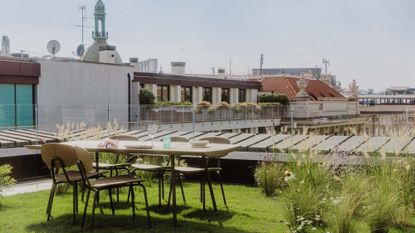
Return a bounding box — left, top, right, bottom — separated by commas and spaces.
25, 140, 240, 158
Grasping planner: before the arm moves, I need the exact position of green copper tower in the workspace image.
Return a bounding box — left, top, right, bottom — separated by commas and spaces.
93, 0, 108, 41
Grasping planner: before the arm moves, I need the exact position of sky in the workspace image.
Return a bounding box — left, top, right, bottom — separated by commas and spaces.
1, 0, 415, 91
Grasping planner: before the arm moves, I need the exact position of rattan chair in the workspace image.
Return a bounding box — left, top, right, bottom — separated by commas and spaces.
197, 136, 230, 207
75, 146, 151, 231
41, 143, 103, 222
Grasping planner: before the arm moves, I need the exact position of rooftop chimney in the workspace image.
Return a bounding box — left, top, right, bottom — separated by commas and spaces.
171, 62, 185, 75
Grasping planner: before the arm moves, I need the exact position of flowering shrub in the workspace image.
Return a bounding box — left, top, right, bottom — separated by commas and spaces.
0, 164, 16, 203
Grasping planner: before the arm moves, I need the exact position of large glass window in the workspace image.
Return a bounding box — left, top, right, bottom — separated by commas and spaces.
221, 88, 230, 103
202, 87, 212, 103
0, 84, 15, 128
16, 85, 34, 126
181, 86, 192, 103
239, 89, 247, 102
157, 85, 170, 102
0, 84, 34, 128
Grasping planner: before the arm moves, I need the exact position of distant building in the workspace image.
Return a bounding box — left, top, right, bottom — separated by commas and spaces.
252, 67, 321, 79
130, 58, 158, 73
1, 36, 10, 57
385, 86, 415, 95
82, 0, 122, 64
0, 57, 40, 128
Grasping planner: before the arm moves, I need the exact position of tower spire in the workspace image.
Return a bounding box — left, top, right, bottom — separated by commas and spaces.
93, 0, 108, 41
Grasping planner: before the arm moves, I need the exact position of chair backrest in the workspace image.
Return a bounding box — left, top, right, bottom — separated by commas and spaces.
170, 136, 189, 142
198, 136, 230, 144
110, 135, 138, 141
74, 146, 94, 173
41, 143, 78, 168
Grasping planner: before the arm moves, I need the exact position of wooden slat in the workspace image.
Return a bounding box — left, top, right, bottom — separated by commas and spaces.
356, 136, 390, 153
379, 136, 414, 154
0, 135, 26, 147
193, 132, 222, 140
4, 130, 56, 143
219, 132, 241, 139
271, 135, 309, 150
290, 135, 330, 151
249, 134, 291, 151
405, 138, 415, 154
181, 131, 207, 139
0, 138, 15, 148
336, 136, 367, 152
238, 134, 271, 148
15, 129, 58, 139
313, 136, 350, 152
139, 131, 176, 141
229, 133, 255, 144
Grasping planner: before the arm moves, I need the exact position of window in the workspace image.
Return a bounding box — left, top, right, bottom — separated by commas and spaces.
221, 88, 230, 103
202, 87, 212, 103
181, 86, 192, 103
157, 85, 170, 102
239, 89, 246, 102
0, 84, 34, 128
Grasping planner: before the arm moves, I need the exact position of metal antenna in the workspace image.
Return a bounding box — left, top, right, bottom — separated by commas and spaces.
260, 53, 264, 76
75, 5, 92, 45
322, 58, 330, 74
229, 58, 232, 75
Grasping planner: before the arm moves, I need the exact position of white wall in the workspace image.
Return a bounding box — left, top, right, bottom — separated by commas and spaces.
37, 59, 134, 129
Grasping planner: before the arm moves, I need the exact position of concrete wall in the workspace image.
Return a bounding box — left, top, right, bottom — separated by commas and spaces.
288, 100, 359, 119
36, 59, 134, 130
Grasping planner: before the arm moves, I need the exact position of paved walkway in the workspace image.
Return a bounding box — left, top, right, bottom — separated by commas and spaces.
2, 179, 52, 197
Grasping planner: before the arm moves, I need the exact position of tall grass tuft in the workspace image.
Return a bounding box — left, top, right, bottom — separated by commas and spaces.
254, 161, 286, 196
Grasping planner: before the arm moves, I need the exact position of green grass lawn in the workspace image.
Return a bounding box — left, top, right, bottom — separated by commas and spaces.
0, 182, 290, 233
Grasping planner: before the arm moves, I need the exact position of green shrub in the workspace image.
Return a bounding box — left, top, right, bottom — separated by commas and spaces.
139, 89, 155, 105
258, 93, 289, 105
254, 161, 286, 196
154, 101, 192, 107
283, 158, 334, 232
0, 164, 16, 200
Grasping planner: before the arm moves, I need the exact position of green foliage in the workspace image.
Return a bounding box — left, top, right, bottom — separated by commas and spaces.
258, 93, 289, 105
254, 161, 286, 196
154, 101, 192, 107
0, 164, 16, 199
139, 89, 155, 105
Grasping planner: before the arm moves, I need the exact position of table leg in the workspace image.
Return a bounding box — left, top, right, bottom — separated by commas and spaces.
171, 155, 177, 226
95, 152, 99, 173
204, 156, 217, 211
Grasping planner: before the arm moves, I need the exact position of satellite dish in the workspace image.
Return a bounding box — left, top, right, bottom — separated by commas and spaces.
47, 40, 61, 56
76, 44, 85, 57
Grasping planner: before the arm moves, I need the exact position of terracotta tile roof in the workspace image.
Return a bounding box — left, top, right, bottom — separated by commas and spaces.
260, 76, 344, 101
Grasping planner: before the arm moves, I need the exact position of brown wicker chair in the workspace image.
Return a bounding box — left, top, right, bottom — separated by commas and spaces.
41, 143, 103, 222
75, 146, 151, 231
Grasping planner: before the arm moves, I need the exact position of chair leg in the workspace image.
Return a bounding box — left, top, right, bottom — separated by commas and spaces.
161, 172, 165, 199
167, 177, 173, 207
139, 184, 152, 228
108, 188, 115, 216
46, 183, 56, 221
218, 172, 228, 208
127, 187, 131, 203
73, 184, 77, 224
178, 175, 186, 206
82, 189, 91, 227
115, 169, 120, 202
202, 173, 206, 210
158, 174, 162, 206
91, 191, 99, 232
130, 185, 136, 219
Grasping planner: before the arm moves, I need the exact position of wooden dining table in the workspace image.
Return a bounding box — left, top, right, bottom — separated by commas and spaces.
26, 140, 240, 225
